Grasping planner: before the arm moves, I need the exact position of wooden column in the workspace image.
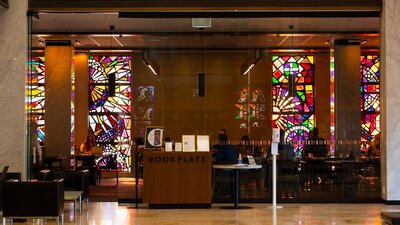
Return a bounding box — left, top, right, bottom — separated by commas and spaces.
44, 41, 74, 167
315, 53, 331, 140
334, 39, 361, 157
74, 54, 89, 148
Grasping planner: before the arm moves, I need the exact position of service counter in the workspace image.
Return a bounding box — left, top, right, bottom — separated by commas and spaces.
143, 152, 212, 208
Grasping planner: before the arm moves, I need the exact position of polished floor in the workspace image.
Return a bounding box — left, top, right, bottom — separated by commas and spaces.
2, 203, 399, 225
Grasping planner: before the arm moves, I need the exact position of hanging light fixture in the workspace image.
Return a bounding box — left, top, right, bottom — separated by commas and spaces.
142, 50, 160, 76
241, 50, 262, 76
197, 27, 206, 97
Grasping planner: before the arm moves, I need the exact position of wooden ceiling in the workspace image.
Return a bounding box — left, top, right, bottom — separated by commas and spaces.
30, 0, 381, 50
32, 13, 380, 50
29, 0, 382, 12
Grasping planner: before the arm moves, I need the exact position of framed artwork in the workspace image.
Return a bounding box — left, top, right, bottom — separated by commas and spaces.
196, 135, 210, 152
182, 135, 196, 152
145, 126, 163, 149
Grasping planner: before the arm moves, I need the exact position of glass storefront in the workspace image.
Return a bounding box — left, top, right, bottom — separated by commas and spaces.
27, 12, 381, 202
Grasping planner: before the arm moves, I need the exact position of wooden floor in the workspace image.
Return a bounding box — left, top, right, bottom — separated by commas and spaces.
89, 177, 142, 202
2, 203, 399, 225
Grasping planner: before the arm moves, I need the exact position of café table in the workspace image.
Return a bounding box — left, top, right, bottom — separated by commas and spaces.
43, 156, 66, 169
212, 164, 262, 209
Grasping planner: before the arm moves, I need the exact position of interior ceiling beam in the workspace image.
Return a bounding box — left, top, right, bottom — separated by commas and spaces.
32, 31, 380, 35
29, 0, 381, 12
119, 11, 380, 18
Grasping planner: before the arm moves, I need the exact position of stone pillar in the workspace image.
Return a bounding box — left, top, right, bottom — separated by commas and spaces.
381, 0, 400, 201
74, 54, 89, 149
334, 40, 361, 157
44, 41, 74, 167
0, 1, 27, 177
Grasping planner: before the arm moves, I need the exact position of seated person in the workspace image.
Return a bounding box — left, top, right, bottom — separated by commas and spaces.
237, 135, 251, 156
303, 128, 327, 158
212, 129, 238, 164
368, 133, 380, 158
277, 130, 295, 161
80, 134, 96, 154
303, 128, 327, 186
77, 134, 98, 185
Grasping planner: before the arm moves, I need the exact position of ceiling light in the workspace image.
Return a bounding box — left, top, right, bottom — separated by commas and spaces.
361, 40, 368, 44
146, 63, 158, 76
242, 64, 255, 76
192, 18, 212, 28
88, 36, 101, 47
241, 50, 262, 76
142, 50, 159, 76
74, 40, 81, 45
112, 35, 123, 47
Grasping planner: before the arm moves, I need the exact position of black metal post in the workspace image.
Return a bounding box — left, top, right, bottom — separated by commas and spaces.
135, 142, 139, 208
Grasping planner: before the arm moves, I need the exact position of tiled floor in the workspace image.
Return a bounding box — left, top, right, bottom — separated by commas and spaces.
2, 202, 399, 225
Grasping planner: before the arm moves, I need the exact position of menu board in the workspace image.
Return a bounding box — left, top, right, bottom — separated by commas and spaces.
196, 135, 210, 152
182, 135, 196, 152
175, 142, 182, 152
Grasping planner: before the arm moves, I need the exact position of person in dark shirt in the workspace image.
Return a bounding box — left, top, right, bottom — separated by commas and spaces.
303, 127, 327, 158
237, 135, 251, 156
303, 127, 327, 188
213, 129, 238, 164
212, 129, 238, 198
367, 133, 380, 158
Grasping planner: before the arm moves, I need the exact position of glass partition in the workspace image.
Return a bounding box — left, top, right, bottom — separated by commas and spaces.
28, 13, 381, 202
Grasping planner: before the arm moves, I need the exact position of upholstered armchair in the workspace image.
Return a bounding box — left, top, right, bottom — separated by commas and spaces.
2, 179, 64, 225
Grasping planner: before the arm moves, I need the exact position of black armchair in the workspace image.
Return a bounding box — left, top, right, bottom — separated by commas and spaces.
0, 172, 21, 211
2, 180, 64, 225
38, 169, 90, 203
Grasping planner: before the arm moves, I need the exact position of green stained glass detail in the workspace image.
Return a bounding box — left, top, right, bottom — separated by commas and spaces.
298, 91, 305, 101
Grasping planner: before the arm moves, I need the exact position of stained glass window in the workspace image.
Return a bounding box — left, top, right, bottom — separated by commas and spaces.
133, 86, 155, 137
272, 55, 315, 153
235, 87, 266, 129
329, 50, 335, 152
89, 56, 132, 171
360, 55, 380, 142
27, 57, 46, 142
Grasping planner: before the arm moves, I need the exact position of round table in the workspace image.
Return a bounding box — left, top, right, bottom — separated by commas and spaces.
212, 164, 262, 209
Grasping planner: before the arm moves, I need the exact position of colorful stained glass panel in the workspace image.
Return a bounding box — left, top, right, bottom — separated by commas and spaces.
27, 57, 46, 142
89, 56, 132, 171
272, 55, 315, 153
360, 55, 380, 142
